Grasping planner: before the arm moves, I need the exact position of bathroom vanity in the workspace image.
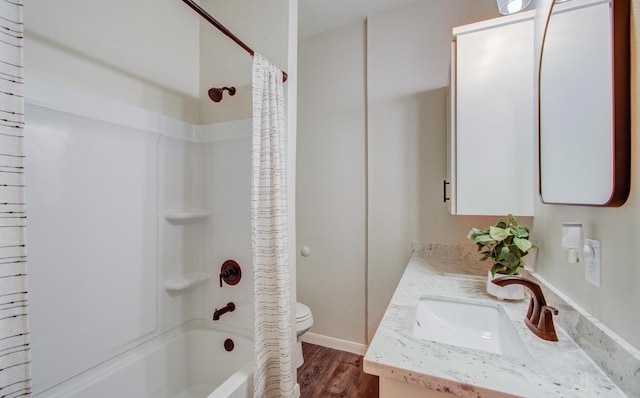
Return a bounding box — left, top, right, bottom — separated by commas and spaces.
363, 251, 629, 397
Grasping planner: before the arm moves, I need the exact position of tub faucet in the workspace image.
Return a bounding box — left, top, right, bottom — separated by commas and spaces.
492, 276, 559, 342
213, 302, 236, 321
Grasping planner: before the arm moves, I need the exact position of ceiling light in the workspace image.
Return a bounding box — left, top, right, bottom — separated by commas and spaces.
496, 0, 532, 15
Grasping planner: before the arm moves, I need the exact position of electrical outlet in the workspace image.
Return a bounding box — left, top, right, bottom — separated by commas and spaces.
585, 239, 601, 287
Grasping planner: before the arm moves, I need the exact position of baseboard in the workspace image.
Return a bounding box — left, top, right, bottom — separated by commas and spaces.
300, 332, 368, 356
294, 383, 300, 398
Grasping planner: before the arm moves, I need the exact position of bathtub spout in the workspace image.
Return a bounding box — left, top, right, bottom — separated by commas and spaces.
213, 302, 236, 321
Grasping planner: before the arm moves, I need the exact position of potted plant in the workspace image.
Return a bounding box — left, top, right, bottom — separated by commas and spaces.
467, 214, 534, 300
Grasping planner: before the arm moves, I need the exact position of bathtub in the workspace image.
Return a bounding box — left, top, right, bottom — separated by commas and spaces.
37, 320, 253, 398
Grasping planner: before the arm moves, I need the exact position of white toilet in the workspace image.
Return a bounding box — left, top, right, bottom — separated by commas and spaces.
294, 302, 314, 368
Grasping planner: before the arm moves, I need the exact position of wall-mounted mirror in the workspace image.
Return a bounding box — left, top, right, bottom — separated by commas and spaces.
538, 0, 630, 206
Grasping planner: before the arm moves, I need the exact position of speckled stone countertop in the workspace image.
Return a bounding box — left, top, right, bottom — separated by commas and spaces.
363, 253, 627, 398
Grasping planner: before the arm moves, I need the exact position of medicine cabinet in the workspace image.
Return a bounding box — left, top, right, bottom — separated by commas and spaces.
446, 13, 535, 216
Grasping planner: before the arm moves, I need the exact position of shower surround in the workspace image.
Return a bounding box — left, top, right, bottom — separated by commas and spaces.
25, 76, 255, 397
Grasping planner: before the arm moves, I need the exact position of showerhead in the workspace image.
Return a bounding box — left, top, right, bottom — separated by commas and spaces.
208, 86, 236, 103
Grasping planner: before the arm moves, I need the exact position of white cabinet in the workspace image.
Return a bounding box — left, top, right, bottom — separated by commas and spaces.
446, 14, 534, 216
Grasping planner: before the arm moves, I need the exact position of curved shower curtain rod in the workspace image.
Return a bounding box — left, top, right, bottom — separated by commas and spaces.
181, 0, 288, 83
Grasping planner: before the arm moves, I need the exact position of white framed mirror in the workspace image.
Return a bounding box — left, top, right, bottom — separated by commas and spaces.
537, 0, 630, 206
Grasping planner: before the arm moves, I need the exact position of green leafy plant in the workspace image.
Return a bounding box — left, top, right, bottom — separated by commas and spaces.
467, 214, 534, 276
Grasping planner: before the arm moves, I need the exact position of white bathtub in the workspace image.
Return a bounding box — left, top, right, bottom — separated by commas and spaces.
37, 320, 253, 398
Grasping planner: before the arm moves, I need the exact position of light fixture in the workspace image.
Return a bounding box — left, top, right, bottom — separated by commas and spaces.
561, 222, 595, 264
496, 0, 532, 15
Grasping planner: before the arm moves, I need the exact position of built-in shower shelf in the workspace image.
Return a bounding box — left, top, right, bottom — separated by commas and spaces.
164, 273, 210, 291
164, 210, 210, 225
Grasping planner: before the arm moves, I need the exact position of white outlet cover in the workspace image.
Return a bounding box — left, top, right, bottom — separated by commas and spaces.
585, 239, 601, 287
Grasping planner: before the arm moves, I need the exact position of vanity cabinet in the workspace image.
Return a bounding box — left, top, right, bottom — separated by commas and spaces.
446, 14, 534, 216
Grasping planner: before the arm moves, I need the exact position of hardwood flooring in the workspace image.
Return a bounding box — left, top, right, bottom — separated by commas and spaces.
297, 342, 379, 398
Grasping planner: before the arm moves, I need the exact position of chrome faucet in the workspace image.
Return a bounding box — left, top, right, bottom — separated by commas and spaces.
492, 276, 559, 342
213, 302, 236, 321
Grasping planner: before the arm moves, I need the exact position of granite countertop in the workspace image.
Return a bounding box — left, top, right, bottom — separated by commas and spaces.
363, 253, 626, 398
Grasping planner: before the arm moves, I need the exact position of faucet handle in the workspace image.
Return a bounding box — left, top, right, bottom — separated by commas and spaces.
537, 305, 559, 341
493, 276, 559, 342
220, 260, 242, 288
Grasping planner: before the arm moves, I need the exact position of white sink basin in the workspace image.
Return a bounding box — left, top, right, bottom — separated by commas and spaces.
413, 296, 530, 360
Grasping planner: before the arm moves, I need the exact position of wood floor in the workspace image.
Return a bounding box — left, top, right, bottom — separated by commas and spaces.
297, 342, 379, 398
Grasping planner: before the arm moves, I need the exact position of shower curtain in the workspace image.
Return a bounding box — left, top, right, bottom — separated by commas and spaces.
251, 54, 294, 398
0, 0, 32, 397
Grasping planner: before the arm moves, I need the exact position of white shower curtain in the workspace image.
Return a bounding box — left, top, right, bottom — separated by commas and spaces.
0, 0, 31, 397
251, 54, 294, 398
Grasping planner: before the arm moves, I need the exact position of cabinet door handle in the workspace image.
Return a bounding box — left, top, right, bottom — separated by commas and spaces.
443, 180, 450, 203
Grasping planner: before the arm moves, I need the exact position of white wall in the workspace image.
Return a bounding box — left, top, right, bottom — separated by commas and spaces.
287, 0, 300, 371
197, 122, 254, 331
23, 82, 254, 396
297, 1, 506, 345
24, 0, 201, 123
297, 23, 367, 345
26, 104, 159, 394
24, 0, 299, 392
23, 81, 213, 394
159, 136, 207, 332
532, 1, 640, 351
199, 0, 291, 124
25, 0, 293, 126
298, 0, 640, 355
366, 1, 518, 339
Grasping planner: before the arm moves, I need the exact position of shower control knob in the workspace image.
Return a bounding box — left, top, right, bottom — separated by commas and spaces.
300, 246, 311, 257
219, 260, 241, 287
